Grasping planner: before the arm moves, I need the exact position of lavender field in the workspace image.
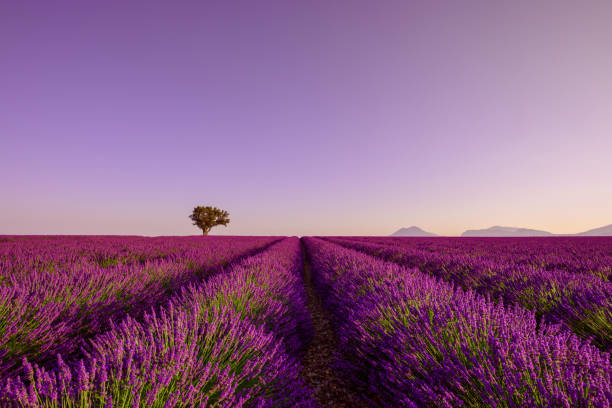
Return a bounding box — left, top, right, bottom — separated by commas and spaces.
0, 235, 610, 407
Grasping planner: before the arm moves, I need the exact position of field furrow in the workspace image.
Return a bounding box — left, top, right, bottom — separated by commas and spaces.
299, 242, 366, 407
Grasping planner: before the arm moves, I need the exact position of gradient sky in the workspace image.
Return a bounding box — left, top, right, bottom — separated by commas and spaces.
1, 1, 611, 236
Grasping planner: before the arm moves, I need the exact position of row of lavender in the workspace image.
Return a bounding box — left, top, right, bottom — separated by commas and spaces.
0, 235, 259, 272
347, 236, 612, 280
0, 236, 280, 377
324, 236, 612, 350
304, 237, 611, 407
2, 237, 316, 407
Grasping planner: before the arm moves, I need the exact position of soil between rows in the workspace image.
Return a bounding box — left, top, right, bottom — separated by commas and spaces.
299, 243, 366, 408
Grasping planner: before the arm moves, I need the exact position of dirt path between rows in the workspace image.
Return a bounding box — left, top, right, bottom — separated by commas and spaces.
299, 243, 366, 408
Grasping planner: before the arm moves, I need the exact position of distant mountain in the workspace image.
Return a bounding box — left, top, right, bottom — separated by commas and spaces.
461, 226, 553, 237
391, 226, 437, 237
575, 224, 612, 236
389, 224, 612, 237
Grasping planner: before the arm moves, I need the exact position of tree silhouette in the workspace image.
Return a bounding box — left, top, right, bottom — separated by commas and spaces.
189, 206, 230, 235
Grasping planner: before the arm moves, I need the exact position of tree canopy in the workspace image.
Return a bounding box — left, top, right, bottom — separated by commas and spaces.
189, 206, 230, 235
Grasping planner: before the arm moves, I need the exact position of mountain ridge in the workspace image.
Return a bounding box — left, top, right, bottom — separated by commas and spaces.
389, 224, 612, 236
461, 226, 553, 237
575, 224, 612, 236
390, 226, 437, 237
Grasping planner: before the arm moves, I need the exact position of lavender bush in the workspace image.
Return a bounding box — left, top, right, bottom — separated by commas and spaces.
337, 236, 612, 280
304, 237, 611, 407
325, 237, 612, 350
2, 237, 317, 407
0, 236, 279, 376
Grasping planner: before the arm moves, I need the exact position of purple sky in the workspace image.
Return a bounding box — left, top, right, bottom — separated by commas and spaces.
1, 1, 611, 236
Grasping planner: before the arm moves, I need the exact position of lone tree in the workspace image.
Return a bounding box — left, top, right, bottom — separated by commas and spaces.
189, 206, 230, 235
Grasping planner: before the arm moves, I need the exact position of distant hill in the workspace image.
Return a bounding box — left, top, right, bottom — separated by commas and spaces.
391, 226, 437, 237
388, 224, 612, 237
576, 224, 612, 236
461, 226, 553, 237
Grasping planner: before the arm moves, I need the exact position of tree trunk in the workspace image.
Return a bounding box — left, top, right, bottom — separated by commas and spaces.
202, 230, 209, 236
